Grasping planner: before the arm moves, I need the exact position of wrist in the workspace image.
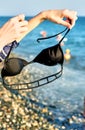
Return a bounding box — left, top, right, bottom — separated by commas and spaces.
41, 10, 48, 20
38, 10, 50, 22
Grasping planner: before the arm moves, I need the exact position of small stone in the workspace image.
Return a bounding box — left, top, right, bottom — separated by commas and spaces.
7, 128, 12, 130
32, 121, 38, 126
3, 123, 7, 128
7, 114, 11, 118
55, 128, 59, 130
42, 108, 48, 113
0, 111, 3, 116
26, 123, 32, 127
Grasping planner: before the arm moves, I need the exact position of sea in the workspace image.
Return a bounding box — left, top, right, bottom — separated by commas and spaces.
0, 16, 85, 129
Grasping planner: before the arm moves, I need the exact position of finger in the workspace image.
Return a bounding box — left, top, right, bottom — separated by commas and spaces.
68, 11, 77, 27
17, 14, 25, 21
58, 19, 71, 28
68, 16, 78, 29
19, 20, 28, 27
19, 26, 28, 33
63, 10, 77, 28
11, 14, 25, 22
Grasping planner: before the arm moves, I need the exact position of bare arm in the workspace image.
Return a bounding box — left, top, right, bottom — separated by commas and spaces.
0, 9, 77, 51
17, 9, 77, 42
17, 12, 45, 42
0, 14, 28, 50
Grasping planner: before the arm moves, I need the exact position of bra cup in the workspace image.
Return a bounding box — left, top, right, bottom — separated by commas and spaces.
57, 44, 64, 65
33, 44, 64, 66
2, 44, 64, 78
4, 58, 27, 76
48, 44, 64, 65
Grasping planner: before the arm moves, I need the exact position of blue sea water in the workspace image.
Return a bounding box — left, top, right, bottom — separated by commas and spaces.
0, 16, 85, 129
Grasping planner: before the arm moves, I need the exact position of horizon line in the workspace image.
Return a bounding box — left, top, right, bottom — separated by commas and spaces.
0, 15, 85, 17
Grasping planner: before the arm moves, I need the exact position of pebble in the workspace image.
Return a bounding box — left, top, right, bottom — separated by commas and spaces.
0, 75, 57, 130
0, 60, 85, 130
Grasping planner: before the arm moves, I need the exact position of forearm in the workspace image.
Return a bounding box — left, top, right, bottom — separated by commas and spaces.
0, 9, 77, 47
17, 11, 46, 42
0, 30, 8, 51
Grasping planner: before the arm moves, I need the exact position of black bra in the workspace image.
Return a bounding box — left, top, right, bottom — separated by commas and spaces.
1, 28, 70, 90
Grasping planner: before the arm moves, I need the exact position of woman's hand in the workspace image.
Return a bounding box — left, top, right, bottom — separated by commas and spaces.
43, 9, 77, 29
0, 14, 28, 49
0, 9, 77, 46
16, 9, 77, 42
